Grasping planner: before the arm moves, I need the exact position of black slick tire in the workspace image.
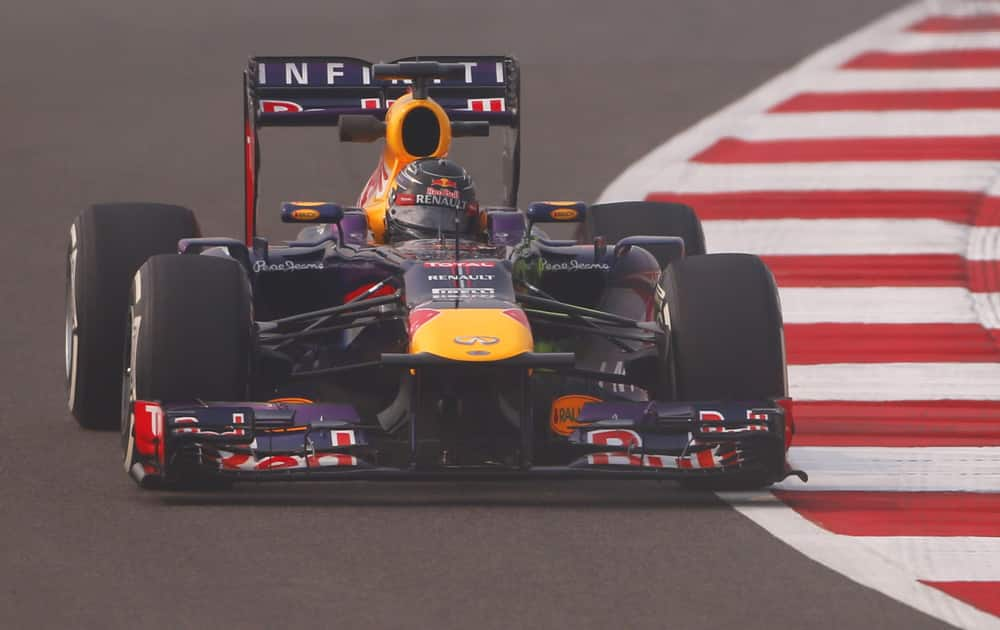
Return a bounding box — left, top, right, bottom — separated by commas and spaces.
127, 254, 251, 407
662, 253, 786, 489
66, 203, 199, 429
123, 254, 252, 487
584, 201, 706, 266
664, 253, 785, 401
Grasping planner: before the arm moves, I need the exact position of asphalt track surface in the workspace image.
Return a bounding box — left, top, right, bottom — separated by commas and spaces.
0, 1, 954, 628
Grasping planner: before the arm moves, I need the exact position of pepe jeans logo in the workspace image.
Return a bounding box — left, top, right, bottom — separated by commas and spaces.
253, 260, 325, 272
542, 260, 610, 272
453, 336, 500, 345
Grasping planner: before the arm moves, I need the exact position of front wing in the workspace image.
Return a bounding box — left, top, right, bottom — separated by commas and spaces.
127, 396, 803, 486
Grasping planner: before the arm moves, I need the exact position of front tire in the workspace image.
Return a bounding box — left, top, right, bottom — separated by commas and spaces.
67, 203, 200, 429
122, 254, 252, 487
662, 254, 786, 489
664, 254, 785, 401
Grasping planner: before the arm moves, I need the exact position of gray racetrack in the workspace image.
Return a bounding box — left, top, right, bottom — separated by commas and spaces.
1, 1, 950, 628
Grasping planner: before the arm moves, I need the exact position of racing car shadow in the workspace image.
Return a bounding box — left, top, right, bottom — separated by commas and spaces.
157, 481, 762, 509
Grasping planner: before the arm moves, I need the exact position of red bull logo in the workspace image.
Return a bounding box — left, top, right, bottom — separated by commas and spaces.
426, 186, 460, 199
430, 177, 457, 188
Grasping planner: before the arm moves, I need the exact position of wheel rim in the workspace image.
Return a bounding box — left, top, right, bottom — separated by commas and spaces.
65, 225, 79, 411
64, 273, 74, 379
121, 303, 136, 454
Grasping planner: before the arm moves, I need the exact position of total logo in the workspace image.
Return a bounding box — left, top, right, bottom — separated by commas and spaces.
424, 261, 496, 268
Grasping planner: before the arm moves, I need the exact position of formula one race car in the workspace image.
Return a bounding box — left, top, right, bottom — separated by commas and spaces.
65, 56, 805, 489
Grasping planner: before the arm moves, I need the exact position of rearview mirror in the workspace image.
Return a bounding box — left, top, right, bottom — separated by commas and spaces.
280, 202, 344, 223
339, 115, 386, 143
526, 201, 587, 224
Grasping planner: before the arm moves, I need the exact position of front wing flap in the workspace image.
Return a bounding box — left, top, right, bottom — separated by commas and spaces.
128, 398, 803, 485
128, 400, 375, 485
565, 400, 804, 482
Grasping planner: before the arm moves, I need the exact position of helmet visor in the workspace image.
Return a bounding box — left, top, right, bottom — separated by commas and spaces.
390, 204, 476, 235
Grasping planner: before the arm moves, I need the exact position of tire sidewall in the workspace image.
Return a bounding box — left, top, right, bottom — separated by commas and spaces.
66, 203, 198, 429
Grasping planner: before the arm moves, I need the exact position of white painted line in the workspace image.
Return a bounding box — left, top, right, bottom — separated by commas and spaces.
917, 2, 1000, 18
776, 446, 1000, 492
789, 362, 1000, 401
972, 293, 1000, 329
780, 286, 979, 324
600, 0, 1000, 623
705, 218, 970, 255
862, 537, 1000, 582
969, 226, 1000, 260
735, 111, 1000, 140
630, 162, 1000, 194
598, 0, 1000, 204
969, 184, 1000, 333
807, 68, 1000, 93
719, 492, 1000, 630
879, 32, 1000, 53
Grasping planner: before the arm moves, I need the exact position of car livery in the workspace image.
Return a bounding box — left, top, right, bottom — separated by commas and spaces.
66, 57, 805, 490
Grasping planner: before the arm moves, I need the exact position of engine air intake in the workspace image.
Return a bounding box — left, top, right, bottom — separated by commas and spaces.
402, 106, 441, 157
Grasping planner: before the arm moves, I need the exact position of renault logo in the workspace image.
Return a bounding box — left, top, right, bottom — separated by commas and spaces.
454, 336, 500, 345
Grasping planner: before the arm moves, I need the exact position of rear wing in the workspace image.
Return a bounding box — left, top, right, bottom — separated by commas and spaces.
242, 56, 521, 244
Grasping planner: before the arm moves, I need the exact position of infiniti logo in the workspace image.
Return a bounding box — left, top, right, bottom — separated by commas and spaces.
454, 336, 500, 346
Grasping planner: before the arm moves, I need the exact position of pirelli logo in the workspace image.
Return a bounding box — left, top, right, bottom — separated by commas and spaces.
431, 287, 495, 299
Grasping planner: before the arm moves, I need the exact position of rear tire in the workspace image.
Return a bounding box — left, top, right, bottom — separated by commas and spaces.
67, 203, 199, 429
584, 201, 706, 266
122, 254, 252, 487
662, 254, 786, 489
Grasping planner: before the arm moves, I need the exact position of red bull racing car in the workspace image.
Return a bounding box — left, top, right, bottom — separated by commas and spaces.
65, 56, 805, 489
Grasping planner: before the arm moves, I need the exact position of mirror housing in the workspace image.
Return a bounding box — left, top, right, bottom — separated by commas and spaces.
612, 235, 686, 269
339, 115, 386, 142
526, 201, 587, 225
280, 202, 345, 224
451, 121, 490, 137
485, 208, 526, 246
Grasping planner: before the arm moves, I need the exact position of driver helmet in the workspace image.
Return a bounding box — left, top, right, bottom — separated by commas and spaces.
385, 158, 479, 242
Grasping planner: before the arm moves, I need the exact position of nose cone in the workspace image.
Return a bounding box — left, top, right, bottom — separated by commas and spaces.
409, 308, 533, 361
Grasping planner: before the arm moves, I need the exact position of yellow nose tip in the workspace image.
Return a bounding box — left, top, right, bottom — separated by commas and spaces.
409, 308, 533, 361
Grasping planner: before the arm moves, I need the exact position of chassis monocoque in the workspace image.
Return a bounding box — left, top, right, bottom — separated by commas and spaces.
65, 57, 804, 489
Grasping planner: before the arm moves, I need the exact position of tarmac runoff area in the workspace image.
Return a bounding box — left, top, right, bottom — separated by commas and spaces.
0, 1, 969, 629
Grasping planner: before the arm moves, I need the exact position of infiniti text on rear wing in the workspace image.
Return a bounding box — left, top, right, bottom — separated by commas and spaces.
250, 56, 518, 125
